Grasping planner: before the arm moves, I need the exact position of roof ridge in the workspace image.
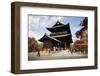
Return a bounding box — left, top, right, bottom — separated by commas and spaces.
53, 20, 64, 27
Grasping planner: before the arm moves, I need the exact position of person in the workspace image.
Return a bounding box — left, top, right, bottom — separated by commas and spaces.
53, 46, 56, 52
48, 48, 51, 55
37, 50, 40, 57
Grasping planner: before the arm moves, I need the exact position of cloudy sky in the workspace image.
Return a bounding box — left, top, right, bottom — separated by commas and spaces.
28, 15, 85, 42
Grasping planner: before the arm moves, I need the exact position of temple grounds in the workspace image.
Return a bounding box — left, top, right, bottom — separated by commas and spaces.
28, 50, 87, 60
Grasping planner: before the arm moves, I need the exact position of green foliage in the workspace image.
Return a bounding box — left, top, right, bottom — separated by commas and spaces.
28, 37, 43, 52
38, 43, 43, 50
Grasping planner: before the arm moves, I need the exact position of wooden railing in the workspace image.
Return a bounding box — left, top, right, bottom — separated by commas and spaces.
50, 31, 67, 36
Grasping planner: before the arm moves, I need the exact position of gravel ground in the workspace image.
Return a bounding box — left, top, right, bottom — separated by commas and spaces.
28, 50, 88, 60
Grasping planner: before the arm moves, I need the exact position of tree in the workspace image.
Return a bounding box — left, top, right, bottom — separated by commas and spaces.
38, 43, 43, 51
28, 37, 43, 52
75, 17, 88, 39
74, 17, 88, 53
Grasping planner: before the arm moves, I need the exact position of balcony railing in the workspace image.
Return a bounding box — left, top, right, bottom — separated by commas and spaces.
50, 31, 68, 36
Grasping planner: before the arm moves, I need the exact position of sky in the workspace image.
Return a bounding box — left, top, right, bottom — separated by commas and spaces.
28, 15, 85, 42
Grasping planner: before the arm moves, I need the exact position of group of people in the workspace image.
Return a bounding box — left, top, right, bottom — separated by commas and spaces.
37, 46, 67, 57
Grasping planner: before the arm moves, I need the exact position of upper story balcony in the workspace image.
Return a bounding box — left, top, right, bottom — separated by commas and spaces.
50, 31, 68, 36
